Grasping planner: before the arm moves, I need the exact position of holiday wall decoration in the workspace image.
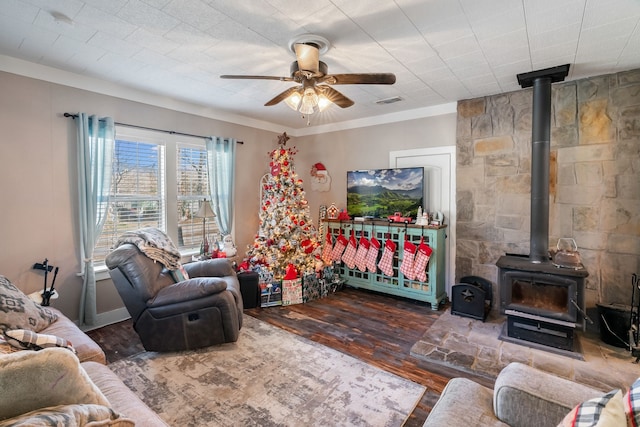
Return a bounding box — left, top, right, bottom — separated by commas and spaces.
245, 134, 321, 279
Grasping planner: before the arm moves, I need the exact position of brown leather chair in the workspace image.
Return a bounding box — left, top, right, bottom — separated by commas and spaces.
105, 244, 243, 352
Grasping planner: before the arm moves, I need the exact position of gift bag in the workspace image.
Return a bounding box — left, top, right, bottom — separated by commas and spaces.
321, 232, 333, 264
331, 230, 348, 262
341, 230, 358, 269
413, 237, 433, 282
378, 238, 397, 277
400, 240, 417, 280
282, 278, 303, 306
366, 237, 381, 273
354, 236, 370, 272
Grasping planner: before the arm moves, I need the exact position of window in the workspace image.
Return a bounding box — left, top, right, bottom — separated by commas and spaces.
93, 127, 219, 265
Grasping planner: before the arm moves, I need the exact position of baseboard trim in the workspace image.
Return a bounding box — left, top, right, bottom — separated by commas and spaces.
79, 307, 131, 332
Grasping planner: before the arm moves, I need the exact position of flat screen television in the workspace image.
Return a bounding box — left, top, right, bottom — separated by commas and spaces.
347, 167, 424, 219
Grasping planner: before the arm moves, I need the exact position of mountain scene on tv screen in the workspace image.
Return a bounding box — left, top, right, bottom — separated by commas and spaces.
347, 168, 424, 218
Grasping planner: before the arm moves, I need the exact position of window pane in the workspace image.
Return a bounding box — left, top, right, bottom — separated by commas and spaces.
94, 139, 165, 264
176, 144, 219, 248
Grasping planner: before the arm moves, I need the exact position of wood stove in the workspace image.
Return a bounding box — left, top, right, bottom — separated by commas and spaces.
496, 64, 589, 357
498, 254, 587, 353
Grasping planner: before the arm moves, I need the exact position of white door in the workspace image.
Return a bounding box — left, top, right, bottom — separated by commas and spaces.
389, 147, 456, 295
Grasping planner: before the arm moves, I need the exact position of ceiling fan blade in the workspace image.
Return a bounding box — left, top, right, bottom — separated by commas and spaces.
264, 86, 301, 106
294, 43, 319, 73
316, 86, 354, 108
321, 73, 396, 85
220, 75, 294, 82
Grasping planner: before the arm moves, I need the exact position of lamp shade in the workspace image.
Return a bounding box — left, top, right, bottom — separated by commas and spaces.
195, 200, 216, 219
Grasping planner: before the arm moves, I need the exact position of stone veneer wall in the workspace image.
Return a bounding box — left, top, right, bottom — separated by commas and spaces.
456, 68, 639, 309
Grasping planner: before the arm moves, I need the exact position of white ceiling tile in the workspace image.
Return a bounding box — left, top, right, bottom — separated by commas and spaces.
525, 0, 585, 35
0, 0, 39, 23
268, 0, 334, 22
89, 31, 143, 57
32, 9, 97, 43
528, 24, 581, 52
420, 14, 474, 47
116, 0, 180, 35
1, 0, 639, 130
126, 28, 179, 55
75, 3, 138, 39
162, 0, 226, 32
582, 0, 640, 29
79, 0, 128, 15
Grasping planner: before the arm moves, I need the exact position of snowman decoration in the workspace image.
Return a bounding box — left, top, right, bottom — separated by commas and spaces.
222, 234, 237, 257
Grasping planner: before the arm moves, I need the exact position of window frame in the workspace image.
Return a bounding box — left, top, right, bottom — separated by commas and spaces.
95, 126, 215, 279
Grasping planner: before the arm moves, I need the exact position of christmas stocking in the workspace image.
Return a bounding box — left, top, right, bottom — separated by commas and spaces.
377, 239, 397, 277
341, 231, 358, 269
331, 231, 348, 262
400, 240, 417, 280
354, 236, 370, 272
366, 237, 381, 273
321, 232, 333, 264
413, 237, 433, 282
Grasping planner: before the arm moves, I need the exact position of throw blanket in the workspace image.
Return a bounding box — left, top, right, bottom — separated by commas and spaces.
116, 228, 181, 270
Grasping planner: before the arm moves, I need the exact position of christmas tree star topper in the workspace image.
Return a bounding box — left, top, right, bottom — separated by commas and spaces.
278, 132, 290, 146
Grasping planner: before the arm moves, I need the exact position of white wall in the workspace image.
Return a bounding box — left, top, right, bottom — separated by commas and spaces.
292, 115, 458, 226
0, 70, 458, 325
0, 70, 277, 322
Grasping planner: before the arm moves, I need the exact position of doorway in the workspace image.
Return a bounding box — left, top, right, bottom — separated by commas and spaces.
389, 146, 456, 295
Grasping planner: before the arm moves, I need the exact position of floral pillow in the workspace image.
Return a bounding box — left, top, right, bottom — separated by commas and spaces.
0, 275, 58, 333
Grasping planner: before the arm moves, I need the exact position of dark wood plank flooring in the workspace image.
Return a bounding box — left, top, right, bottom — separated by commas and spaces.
88, 286, 491, 426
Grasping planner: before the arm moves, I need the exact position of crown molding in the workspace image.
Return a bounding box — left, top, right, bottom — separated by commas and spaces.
0, 54, 456, 137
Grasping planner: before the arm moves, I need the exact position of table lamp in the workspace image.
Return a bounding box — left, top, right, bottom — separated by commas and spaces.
194, 199, 216, 254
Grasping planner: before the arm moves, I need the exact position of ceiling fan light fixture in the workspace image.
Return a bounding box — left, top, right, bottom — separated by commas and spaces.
299, 87, 319, 115
284, 92, 302, 111
317, 94, 332, 112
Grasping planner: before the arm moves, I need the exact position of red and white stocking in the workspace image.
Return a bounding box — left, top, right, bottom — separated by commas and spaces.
413, 237, 433, 282
341, 231, 358, 269
354, 236, 370, 272
331, 231, 348, 262
321, 232, 333, 264
377, 239, 397, 277
366, 237, 381, 273
400, 240, 417, 280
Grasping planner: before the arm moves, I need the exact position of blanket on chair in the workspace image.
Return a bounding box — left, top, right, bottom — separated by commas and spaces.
116, 228, 181, 270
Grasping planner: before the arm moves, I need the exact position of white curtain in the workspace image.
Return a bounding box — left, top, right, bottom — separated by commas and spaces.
205, 137, 236, 235
76, 114, 114, 326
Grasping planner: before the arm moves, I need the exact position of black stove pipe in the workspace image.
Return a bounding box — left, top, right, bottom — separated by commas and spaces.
517, 64, 570, 264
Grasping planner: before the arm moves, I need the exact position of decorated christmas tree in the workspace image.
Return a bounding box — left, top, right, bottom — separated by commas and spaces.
245, 133, 320, 279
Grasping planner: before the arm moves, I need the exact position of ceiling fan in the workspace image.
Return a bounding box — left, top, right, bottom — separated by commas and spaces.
220, 35, 396, 116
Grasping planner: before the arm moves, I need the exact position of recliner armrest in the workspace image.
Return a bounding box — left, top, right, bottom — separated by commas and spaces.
147, 278, 227, 307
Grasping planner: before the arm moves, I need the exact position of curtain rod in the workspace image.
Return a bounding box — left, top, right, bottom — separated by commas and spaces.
63, 113, 243, 144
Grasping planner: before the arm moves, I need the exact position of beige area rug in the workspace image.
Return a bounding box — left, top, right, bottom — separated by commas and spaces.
410, 309, 640, 391
109, 315, 425, 427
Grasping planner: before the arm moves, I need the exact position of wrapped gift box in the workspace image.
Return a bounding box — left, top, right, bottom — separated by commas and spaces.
282, 278, 303, 306
260, 282, 282, 307
302, 273, 322, 303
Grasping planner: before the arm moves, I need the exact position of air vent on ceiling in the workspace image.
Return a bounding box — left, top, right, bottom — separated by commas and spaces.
375, 96, 403, 105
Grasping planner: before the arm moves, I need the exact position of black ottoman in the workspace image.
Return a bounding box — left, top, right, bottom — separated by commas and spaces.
237, 271, 260, 309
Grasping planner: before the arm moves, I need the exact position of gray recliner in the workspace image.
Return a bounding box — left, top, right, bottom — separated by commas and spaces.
105, 244, 243, 352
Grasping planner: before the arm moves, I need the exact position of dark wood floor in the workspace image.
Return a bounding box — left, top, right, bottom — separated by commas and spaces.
88, 286, 490, 426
